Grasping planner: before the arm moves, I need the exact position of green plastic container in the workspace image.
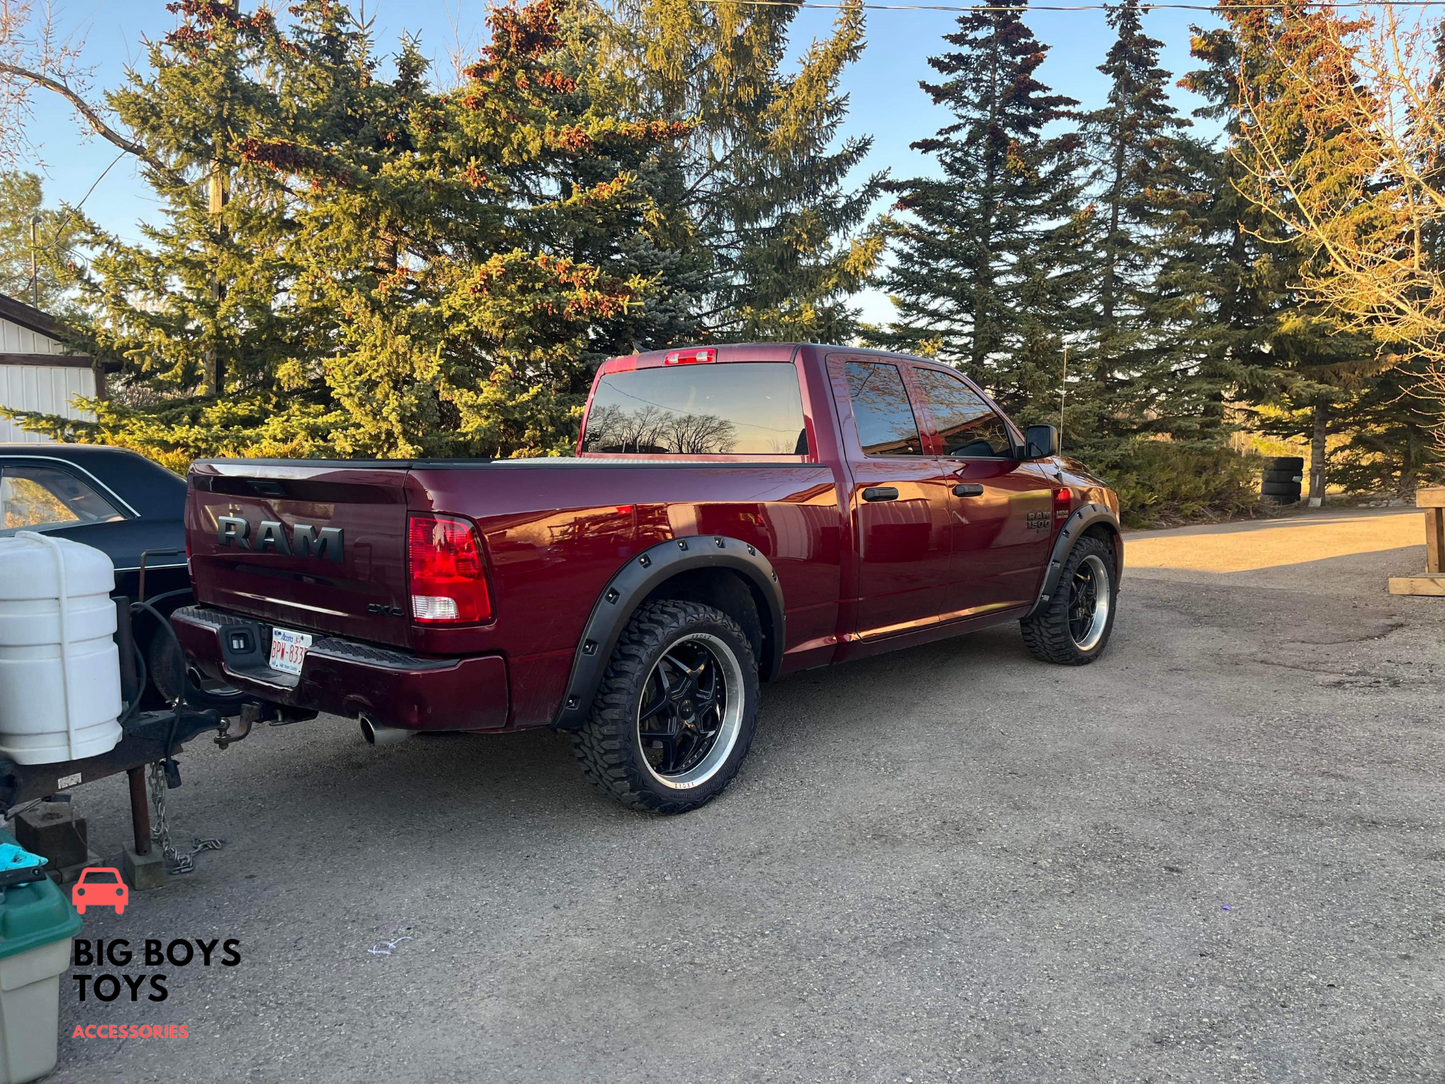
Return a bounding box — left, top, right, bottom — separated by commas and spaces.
0, 830, 81, 1084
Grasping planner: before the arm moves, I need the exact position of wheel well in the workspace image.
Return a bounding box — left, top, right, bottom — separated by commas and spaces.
1081, 521, 1122, 575
643, 568, 775, 680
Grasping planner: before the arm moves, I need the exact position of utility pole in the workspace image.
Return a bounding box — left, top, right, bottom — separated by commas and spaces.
205, 159, 228, 396
204, 0, 233, 399
1058, 345, 1068, 458
29, 215, 41, 308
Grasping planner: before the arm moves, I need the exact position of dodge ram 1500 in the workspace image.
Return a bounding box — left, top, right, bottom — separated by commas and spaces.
175, 343, 1122, 812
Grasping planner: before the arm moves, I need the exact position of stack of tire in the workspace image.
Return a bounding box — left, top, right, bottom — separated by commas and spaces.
1262, 456, 1304, 505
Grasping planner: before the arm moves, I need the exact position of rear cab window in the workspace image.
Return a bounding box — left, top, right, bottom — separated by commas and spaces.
583, 362, 808, 455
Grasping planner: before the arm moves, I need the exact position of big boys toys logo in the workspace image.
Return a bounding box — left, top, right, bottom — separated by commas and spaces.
69, 936, 241, 1040
71, 936, 241, 1004
66, 867, 242, 1040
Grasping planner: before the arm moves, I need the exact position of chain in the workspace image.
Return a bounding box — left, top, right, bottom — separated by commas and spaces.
146, 763, 222, 875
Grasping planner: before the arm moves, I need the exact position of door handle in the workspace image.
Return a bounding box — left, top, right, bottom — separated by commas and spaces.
952, 483, 984, 497
862, 486, 899, 502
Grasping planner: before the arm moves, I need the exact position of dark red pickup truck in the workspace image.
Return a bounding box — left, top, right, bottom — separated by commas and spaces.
176, 343, 1122, 812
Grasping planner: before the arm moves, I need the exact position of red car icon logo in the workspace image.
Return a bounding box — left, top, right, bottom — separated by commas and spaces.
71, 868, 128, 916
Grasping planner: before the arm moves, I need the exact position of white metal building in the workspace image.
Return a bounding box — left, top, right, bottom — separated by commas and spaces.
0, 292, 98, 444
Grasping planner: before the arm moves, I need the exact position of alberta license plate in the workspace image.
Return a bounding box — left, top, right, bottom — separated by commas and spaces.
269, 627, 312, 676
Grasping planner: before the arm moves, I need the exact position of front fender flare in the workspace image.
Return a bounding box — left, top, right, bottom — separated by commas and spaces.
551, 535, 785, 730
1022, 503, 1122, 620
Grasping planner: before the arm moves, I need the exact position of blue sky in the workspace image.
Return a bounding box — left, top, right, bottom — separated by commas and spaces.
15, 0, 1223, 323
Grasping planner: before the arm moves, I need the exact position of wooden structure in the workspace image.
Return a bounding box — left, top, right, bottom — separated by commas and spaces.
1389, 487, 1445, 596
0, 292, 99, 444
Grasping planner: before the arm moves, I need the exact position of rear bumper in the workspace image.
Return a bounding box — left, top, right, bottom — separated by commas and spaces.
172, 606, 509, 731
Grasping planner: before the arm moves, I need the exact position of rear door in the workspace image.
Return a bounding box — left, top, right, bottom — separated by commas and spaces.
186, 462, 416, 648
830, 356, 956, 639
909, 366, 1055, 614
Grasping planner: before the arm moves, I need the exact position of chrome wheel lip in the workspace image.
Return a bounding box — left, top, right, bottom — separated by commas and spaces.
637, 632, 745, 790
1068, 554, 1111, 652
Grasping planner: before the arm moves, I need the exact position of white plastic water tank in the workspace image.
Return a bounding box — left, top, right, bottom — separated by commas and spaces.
0, 533, 123, 764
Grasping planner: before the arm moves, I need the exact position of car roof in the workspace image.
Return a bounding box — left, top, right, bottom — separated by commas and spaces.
0, 444, 185, 520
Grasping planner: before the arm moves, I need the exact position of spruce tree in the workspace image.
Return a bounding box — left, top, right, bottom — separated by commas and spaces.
7, 0, 687, 463
1183, 0, 1375, 501
1075, 0, 1223, 449
871, 1, 1086, 421
605, 0, 885, 342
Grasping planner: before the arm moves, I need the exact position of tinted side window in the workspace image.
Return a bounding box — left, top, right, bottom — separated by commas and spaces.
582, 362, 807, 455
0, 465, 123, 531
843, 362, 924, 456
912, 368, 1014, 458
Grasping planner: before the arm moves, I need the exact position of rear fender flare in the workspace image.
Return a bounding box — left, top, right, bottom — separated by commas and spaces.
1023, 503, 1122, 620
551, 535, 785, 730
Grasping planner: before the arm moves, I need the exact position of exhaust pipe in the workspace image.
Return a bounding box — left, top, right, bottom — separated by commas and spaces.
359, 715, 414, 746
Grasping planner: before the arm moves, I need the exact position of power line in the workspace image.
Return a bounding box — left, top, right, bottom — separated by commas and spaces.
696, 0, 1444, 12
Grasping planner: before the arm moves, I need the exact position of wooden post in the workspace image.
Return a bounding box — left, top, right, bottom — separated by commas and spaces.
1389, 487, 1445, 595
127, 766, 151, 856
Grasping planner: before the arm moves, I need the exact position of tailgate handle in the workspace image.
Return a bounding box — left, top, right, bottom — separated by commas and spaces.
952, 483, 984, 497
862, 486, 899, 503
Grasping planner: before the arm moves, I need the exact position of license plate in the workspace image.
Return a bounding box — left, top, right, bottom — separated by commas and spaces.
269, 627, 312, 676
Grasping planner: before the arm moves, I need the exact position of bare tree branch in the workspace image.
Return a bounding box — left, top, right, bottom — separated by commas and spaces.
0, 60, 153, 163
0, 0, 178, 180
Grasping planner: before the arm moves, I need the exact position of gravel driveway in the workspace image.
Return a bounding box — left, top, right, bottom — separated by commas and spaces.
47, 508, 1445, 1083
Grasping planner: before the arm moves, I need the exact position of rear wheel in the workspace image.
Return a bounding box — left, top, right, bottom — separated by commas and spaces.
573, 599, 759, 814
1020, 535, 1118, 665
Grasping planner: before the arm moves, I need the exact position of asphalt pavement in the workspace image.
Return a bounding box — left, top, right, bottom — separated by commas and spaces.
45, 507, 1445, 1083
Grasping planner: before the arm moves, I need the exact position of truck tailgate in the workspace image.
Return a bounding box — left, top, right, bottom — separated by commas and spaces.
186, 461, 415, 648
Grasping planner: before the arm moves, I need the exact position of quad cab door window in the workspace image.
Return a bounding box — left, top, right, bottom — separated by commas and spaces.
910, 366, 1054, 613
0, 465, 124, 532
834, 359, 956, 639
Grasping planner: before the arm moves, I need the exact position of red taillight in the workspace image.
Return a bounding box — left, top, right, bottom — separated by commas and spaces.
664, 348, 715, 365
407, 514, 492, 624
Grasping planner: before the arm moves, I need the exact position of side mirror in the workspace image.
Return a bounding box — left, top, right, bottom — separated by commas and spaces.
1024, 424, 1059, 460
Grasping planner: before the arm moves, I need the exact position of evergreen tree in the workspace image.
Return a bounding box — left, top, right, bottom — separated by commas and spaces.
605, 0, 885, 342
870, 1, 1086, 421
7, 0, 686, 463
0, 172, 76, 309
1075, 0, 1224, 449
1184, 0, 1376, 501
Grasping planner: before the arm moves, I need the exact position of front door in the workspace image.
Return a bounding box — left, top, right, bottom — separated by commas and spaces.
831, 357, 957, 639
909, 366, 1056, 616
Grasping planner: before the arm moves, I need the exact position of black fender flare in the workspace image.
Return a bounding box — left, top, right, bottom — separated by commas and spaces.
551, 535, 786, 730
1022, 503, 1122, 620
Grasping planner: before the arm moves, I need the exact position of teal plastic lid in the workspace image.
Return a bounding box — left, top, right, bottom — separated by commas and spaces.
0, 830, 82, 960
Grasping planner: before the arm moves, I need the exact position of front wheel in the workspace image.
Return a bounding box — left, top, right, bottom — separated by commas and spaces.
1020, 535, 1118, 665
572, 599, 759, 814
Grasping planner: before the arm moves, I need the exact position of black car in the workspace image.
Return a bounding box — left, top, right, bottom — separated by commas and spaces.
0, 443, 189, 600
0, 443, 235, 707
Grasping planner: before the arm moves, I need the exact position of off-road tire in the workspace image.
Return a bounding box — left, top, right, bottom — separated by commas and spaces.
572, 599, 759, 814
1020, 534, 1118, 665
1261, 480, 1302, 497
